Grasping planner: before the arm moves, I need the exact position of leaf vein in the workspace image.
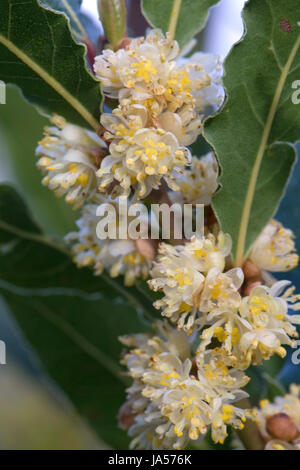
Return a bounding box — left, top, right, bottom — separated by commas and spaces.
235, 28, 300, 265
0, 33, 100, 131
242, 82, 264, 127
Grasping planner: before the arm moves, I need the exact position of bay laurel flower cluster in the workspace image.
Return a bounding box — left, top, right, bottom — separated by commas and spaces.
64, 195, 149, 286
149, 234, 300, 368
36, 115, 106, 209
33, 24, 300, 451
36, 29, 224, 287
169, 153, 219, 206
118, 217, 300, 449
254, 385, 300, 450
148, 232, 233, 331
249, 219, 299, 273
94, 29, 223, 199
36, 30, 224, 285
98, 103, 191, 199
119, 322, 251, 449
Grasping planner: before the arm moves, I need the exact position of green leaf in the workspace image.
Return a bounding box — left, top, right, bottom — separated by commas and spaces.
0, 0, 101, 131
0, 86, 77, 238
141, 0, 220, 47
0, 184, 155, 448
41, 0, 101, 46
41, 1, 86, 39
0, 185, 41, 242
204, 0, 300, 265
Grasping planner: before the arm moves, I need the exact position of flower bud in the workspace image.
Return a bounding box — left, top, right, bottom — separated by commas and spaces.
266, 413, 299, 442
118, 401, 136, 430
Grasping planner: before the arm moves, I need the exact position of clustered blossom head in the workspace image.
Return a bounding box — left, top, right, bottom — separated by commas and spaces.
148, 232, 233, 332
254, 385, 300, 450
64, 195, 149, 286
169, 153, 219, 206
94, 29, 223, 122
149, 234, 300, 368
35, 29, 224, 288
119, 322, 251, 449
249, 219, 299, 273
237, 281, 300, 365
98, 103, 191, 199
36, 115, 106, 209
35, 28, 225, 287
94, 29, 223, 200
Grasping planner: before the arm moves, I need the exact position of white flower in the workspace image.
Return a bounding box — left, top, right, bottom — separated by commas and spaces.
238, 281, 300, 365
148, 234, 232, 332
98, 106, 190, 200
250, 220, 299, 272
128, 403, 175, 450
161, 350, 249, 446
199, 280, 300, 368
197, 268, 245, 355
156, 50, 223, 145
196, 348, 249, 393
196, 349, 251, 444
199, 268, 243, 314
94, 30, 223, 112
120, 322, 250, 449
160, 379, 213, 443
209, 400, 248, 445
196, 267, 243, 347
94, 29, 223, 147
36, 115, 106, 209
199, 310, 247, 359
120, 322, 196, 450
65, 196, 149, 286
184, 233, 232, 272
94, 29, 178, 102
149, 243, 204, 331
120, 321, 191, 380
157, 107, 202, 146
176, 51, 224, 111
170, 153, 219, 205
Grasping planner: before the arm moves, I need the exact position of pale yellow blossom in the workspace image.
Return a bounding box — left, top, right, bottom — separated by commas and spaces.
250, 220, 298, 272
36, 115, 106, 209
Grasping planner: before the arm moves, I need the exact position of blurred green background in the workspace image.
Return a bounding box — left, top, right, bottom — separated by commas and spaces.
0, 86, 107, 449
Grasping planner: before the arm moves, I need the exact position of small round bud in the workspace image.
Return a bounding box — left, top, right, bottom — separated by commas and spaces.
242, 259, 263, 296
243, 259, 261, 279
244, 280, 262, 296
118, 401, 136, 430
117, 37, 133, 50
266, 413, 299, 442
135, 238, 157, 261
